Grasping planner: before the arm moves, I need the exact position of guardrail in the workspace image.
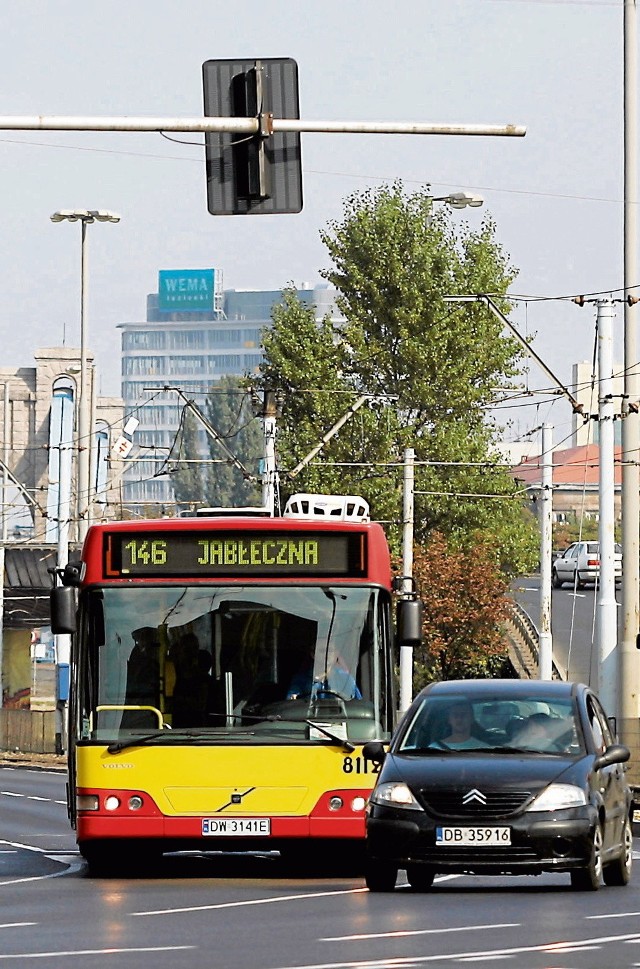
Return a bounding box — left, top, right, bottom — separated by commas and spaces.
504, 599, 564, 680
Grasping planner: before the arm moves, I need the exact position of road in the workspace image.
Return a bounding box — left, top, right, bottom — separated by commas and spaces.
511, 575, 619, 685
3, 765, 640, 968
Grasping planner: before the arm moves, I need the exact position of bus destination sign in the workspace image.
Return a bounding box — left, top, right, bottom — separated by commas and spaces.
104, 531, 366, 578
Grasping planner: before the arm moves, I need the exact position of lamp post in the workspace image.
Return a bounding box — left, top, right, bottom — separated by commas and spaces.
432, 192, 484, 209
50, 209, 120, 541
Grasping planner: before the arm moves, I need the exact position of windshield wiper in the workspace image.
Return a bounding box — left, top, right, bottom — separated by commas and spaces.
106, 728, 257, 754
208, 710, 355, 752
301, 719, 355, 752
107, 730, 168, 753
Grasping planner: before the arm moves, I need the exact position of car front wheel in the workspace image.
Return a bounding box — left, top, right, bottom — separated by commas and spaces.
406, 864, 435, 891
570, 823, 603, 891
364, 858, 397, 892
552, 569, 562, 588
603, 817, 633, 886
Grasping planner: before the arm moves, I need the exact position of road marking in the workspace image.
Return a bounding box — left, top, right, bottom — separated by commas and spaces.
266, 930, 640, 968
0, 840, 46, 853
0, 792, 65, 805
587, 911, 640, 919
321, 922, 519, 942
0, 924, 36, 930
0, 946, 194, 960
0, 841, 82, 884
132, 887, 368, 917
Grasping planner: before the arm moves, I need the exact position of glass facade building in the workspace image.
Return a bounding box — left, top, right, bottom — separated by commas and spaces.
119, 280, 342, 507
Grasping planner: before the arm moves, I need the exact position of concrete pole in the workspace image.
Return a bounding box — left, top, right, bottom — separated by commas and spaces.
261, 390, 278, 516
55, 393, 74, 754
0, 383, 8, 706
620, 0, 640, 743
538, 423, 553, 679
77, 219, 90, 542
596, 300, 618, 715
399, 447, 415, 714
88, 364, 97, 528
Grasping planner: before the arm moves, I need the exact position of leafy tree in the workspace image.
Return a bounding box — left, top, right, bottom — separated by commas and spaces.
170, 407, 203, 506
258, 183, 539, 576
203, 376, 263, 508
169, 379, 263, 509
409, 533, 513, 689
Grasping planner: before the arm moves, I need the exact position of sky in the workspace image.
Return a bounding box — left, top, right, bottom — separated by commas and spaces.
0, 0, 632, 451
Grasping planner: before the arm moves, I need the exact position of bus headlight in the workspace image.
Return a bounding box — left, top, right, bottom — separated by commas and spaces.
128, 795, 144, 811
351, 796, 367, 812
104, 795, 121, 811
329, 796, 344, 811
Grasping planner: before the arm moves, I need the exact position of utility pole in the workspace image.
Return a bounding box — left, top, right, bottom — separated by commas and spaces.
400, 447, 415, 713
596, 300, 618, 715
538, 424, 553, 679
620, 0, 640, 756
259, 390, 279, 516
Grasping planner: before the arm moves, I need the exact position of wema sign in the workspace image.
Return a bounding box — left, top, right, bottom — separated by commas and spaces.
158, 268, 215, 313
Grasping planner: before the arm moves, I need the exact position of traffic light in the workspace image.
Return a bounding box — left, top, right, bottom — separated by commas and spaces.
202, 58, 303, 215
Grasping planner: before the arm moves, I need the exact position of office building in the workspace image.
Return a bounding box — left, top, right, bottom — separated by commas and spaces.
119, 271, 342, 507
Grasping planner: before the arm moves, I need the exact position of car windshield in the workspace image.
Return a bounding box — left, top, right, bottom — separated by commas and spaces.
398, 693, 585, 756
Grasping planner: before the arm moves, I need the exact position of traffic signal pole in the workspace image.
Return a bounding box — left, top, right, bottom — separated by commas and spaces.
0, 115, 526, 136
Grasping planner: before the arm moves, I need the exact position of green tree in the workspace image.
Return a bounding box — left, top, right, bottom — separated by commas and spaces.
258, 183, 538, 575
171, 407, 203, 506
203, 376, 263, 507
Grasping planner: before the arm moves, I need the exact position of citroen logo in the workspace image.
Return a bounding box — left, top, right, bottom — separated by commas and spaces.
462, 788, 487, 805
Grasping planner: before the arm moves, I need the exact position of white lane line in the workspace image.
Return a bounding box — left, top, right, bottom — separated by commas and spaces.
587, 911, 640, 919
132, 887, 368, 917
0, 792, 65, 805
0, 946, 194, 960
0, 841, 46, 853
264, 930, 640, 969
0, 924, 36, 930
321, 923, 518, 942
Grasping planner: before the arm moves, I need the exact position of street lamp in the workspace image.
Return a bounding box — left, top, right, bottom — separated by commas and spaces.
50, 209, 120, 541
432, 192, 484, 209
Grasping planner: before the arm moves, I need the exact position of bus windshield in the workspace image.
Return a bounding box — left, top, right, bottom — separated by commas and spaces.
79, 584, 392, 745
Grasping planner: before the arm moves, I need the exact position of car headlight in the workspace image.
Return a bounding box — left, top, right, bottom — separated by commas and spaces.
370, 782, 422, 810
526, 783, 587, 812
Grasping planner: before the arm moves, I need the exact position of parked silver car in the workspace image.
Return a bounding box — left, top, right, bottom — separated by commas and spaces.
552, 541, 622, 589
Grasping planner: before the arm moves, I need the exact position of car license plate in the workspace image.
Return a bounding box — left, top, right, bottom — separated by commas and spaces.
436, 826, 511, 846
202, 818, 271, 836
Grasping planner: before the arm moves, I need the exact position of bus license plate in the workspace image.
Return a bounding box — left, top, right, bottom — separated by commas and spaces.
202, 818, 271, 836
436, 826, 510, 846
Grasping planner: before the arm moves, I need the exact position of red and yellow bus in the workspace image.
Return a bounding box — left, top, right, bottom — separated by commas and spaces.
51, 495, 418, 874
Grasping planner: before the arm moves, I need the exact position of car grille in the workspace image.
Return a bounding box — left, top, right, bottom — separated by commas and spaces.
419, 789, 533, 819
412, 845, 543, 867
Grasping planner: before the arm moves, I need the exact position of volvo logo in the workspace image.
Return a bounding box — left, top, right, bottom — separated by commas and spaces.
462, 788, 487, 805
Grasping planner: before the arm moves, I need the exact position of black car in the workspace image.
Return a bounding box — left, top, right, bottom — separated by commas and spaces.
363, 680, 632, 892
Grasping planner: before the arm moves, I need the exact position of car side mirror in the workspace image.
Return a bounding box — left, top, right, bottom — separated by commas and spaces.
594, 743, 630, 771
362, 740, 387, 765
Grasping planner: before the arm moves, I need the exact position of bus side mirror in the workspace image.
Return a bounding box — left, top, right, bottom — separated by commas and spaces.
50, 585, 77, 634
396, 597, 422, 648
